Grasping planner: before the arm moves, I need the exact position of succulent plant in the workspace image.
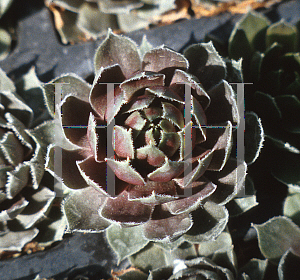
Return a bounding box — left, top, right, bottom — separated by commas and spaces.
46, 0, 175, 44
228, 12, 300, 197
44, 30, 250, 266
0, 67, 66, 252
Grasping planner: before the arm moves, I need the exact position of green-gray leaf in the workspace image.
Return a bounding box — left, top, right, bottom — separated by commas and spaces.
43, 73, 91, 117
284, 190, 300, 227
16, 67, 49, 126
239, 258, 268, 280
183, 201, 229, 243
94, 30, 141, 78
106, 223, 149, 264
0, 228, 39, 251
253, 216, 300, 263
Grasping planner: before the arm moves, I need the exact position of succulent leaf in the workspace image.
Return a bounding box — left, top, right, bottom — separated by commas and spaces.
184, 201, 229, 243
106, 224, 149, 263
284, 190, 300, 226
278, 249, 300, 280
0, 228, 39, 251
253, 216, 300, 263
94, 30, 141, 78
266, 19, 298, 53
43, 73, 91, 117
239, 258, 268, 280
63, 186, 110, 232
229, 11, 270, 58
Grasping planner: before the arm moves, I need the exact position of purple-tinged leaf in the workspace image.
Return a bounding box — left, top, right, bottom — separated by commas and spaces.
100, 190, 154, 225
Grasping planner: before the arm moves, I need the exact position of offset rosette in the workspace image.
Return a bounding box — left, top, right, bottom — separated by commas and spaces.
0, 68, 65, 252
45, 31, 246, 246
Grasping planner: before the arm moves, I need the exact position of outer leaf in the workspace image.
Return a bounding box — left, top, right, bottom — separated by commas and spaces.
5, 112, 33, 150
143, 211, 193, 242
43, 73, 91, 117
278, 249, 300, 280
63, 187, 110, 232
251, 91, 281, 136
16, 187, 55, 229
28, 119, 65, 152
36, 214, 67, 247
0, 228, 39, 251
0, 67, 15, 92
228, 28, 252, 62
205, 81, 239, 127
198, 231, 233, 256
6, 164, 30, 199
45, 145, 89, 190
184, 201, 229, 243
227, 191, 258, 217
253, 216, 300, 263
283, 191, 300, 227
106, 224, 149, 263
207, 159, 247, 205
239, 258, 268, 280
229, 11, 270, 55
94, 30, 141, 78
0, 131, 24, 166
129, 243, 168, 272
266, 19, 298, 53
0, 91, 33, 127
184, 42, 226, 90
148, 266, 173, 280
27, 144, 46, 189
160, 242, 198, 265
212, 250, 237, 278
0, 197, 28, 221
15, 67, 48, 126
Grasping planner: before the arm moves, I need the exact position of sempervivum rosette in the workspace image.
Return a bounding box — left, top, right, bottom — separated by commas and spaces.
0, 68, 65, 253
45, 31, 246, 257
